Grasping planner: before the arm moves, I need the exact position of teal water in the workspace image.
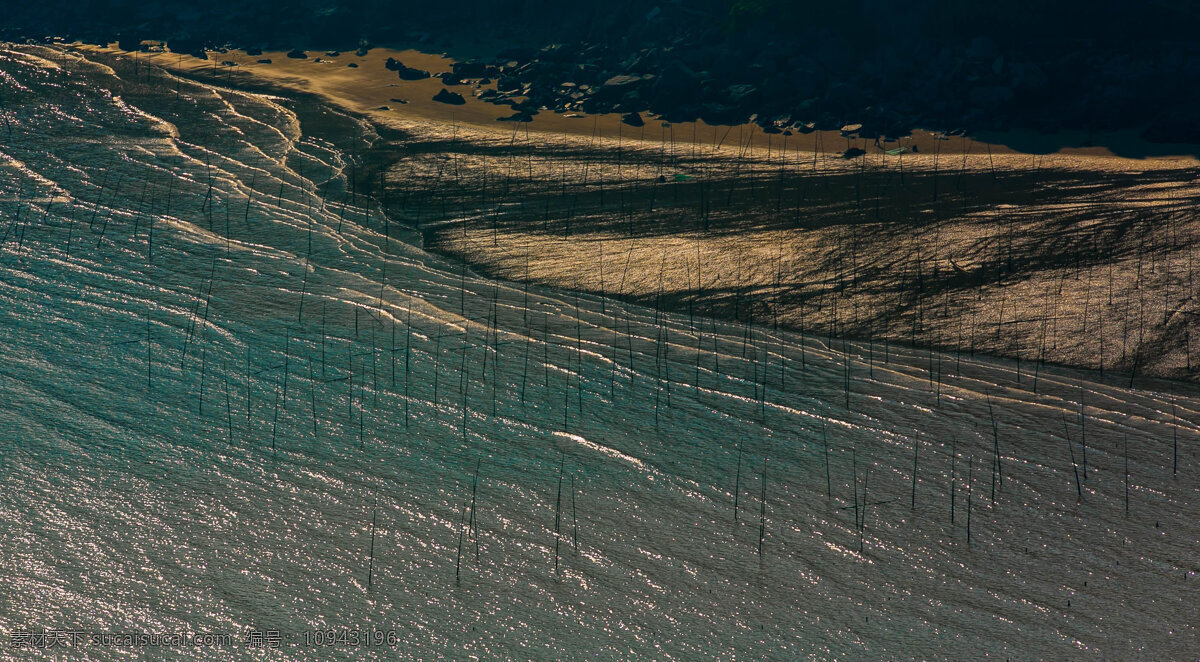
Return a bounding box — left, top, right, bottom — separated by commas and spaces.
0, 44, 1197, 659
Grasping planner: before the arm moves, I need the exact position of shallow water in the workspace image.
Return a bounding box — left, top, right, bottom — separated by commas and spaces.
0, 45, 1198, 659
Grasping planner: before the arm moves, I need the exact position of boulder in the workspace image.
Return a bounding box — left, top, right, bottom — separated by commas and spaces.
166, 37, 204, 56
603, 74, 643, 89
698, 102, 741, 125
726, 84, 758, 105
657, 105, 701, 124
452, 61, 490, 78
399, 65, 431, 80
433, 89, 466, 105
591, 74, 632, 95
496, 46, 536, 62
510, 98, 540, 113
968, 85, 1013, 110
286, 49, 307, 59
387, 58, 430, 80
649, 61, 702, 113
1142, 107, 1200, 144
621, 111, 645, 127
614, 90, 644, 113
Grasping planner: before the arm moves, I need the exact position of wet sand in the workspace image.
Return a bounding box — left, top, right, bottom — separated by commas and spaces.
74, 43, 1200, 384
7, 43, 1200, 659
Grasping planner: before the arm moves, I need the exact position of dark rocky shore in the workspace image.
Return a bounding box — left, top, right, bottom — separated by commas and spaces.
5, 1, 1199, 146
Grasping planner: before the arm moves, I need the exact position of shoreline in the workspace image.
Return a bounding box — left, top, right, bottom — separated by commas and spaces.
71, 42, 1200, 162
72, 43, 1200, 386
6, 39, 1200, 661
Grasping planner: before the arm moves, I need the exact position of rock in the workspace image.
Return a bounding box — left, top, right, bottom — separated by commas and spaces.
621, 111, 644, 127
1142, 107, 1200, 144
347, 62, 358, 68
510, 99, 540, 113
495, 74, 522, 94
245, 47, 262, 56
287, 49, 307, 59
257, 59, 272, 64
603, 74, 643, 88
387, 58, 431, 80
841, 147, 867, 159
496, 46, 536, 62
856, 125, 880, 140
389, 98, 408, 104
439, 72, 465, 85
726, 84, 758, 104
118, 37, 142, 52
498, 111, 534, 122
325, 51, 340, 57
166, 37, 204, 56
648, 62, 702, 116
968, 85, 1013, 110
591, 74, 651, 105
398, 65, 431, 80
433, 89, 466, 105
452, 61, 490, 78
614, 89, 645, 113
966, 36, 997, 60
696, 104, 731, 125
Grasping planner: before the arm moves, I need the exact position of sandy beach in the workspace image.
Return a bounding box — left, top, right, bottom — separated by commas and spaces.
76, 43, 1200, 159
